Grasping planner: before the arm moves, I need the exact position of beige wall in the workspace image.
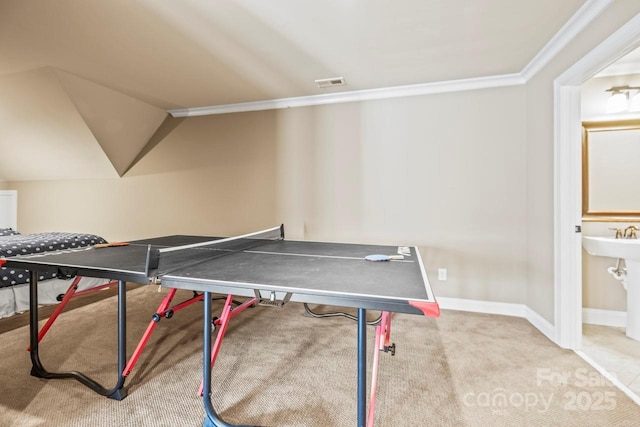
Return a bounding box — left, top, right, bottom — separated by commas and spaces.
275, 91, 528, 303
10, 112, 279, 241
11, 86, 528, 304
525, 1, 640, 323
0, 67, 168, 181
10, 3, 640, 321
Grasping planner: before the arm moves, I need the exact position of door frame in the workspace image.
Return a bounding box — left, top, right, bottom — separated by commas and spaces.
554, 14, 640, 349
0, 190, 18, 230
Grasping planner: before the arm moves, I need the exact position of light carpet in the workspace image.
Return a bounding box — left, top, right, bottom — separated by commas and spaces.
0, 286, 638, 426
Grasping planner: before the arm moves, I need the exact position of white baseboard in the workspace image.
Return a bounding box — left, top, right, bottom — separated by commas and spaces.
437, 297, 628, 344
582, 308, 626, 328
438, 297, 556, 343
437, 297, 527, 317
525, 305, 557, 343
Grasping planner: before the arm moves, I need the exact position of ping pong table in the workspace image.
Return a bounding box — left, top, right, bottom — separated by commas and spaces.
1, 225, 439, 427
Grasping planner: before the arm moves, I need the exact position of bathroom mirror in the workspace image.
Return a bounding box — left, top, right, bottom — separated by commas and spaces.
582, 119, 640, 221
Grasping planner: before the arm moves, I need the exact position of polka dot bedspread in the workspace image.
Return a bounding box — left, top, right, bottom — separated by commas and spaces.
0, 230, 107, 288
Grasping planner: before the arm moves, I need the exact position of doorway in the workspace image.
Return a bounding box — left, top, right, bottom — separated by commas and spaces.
0, 190, 17, 230
555, 14, 640, 350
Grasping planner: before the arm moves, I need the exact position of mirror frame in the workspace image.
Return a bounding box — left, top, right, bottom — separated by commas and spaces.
582, 119, 640, 222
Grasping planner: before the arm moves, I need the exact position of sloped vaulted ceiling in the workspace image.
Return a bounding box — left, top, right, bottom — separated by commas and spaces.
0, 67, 117, 181
0, 0, 597, 181
54, 70, 168, 176
0, 68, 167, 180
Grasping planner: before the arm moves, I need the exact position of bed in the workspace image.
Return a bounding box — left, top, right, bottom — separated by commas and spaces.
0, 228, 112, 318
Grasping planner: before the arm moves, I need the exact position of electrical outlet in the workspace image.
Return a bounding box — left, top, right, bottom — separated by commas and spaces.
438, 268, 447, 281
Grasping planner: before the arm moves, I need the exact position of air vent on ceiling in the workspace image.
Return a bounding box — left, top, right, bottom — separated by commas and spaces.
315, 77, 346, 88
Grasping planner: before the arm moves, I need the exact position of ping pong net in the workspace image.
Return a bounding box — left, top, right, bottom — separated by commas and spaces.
144, 224, 284, 279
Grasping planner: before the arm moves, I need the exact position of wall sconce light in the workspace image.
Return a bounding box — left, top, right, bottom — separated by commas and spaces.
606, 85, 640, 113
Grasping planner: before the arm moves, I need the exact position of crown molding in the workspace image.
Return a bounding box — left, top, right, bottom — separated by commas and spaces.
168, 73, 525, 117
560, 12, 640, 86
521, 0, 614, 81
168, 0, 611, 118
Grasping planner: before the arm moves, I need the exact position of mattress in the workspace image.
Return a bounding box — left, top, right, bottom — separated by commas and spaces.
0, 228, 110, 318
0, 276, 112, 319
0, 230, 107, 288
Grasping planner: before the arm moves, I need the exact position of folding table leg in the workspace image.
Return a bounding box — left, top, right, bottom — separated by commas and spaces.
368, 318, 383, 426
382, 312, 394, 354
124, 288, 211, 378
122, 288, 180, 377
202, 292, 257, 427
28, 273, 128, 400
357, 308, 367, 427
26, 276, 82, 351
198, 296, 257, 396
198, 299, 372, 426
27, 277, 118, 351
367, 311, 394, 427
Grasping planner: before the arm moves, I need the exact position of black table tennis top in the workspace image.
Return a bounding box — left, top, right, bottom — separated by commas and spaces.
2, 235, 219, 284
161, 239, 437, 316
2, 234, 439, 316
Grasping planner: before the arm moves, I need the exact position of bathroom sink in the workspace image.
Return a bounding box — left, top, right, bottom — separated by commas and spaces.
583, 236, 640, 341
582, 236, 640, 261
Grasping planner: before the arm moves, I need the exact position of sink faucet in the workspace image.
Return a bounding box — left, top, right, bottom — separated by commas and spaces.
610, 227, 624, 239
625, 225, 638, 239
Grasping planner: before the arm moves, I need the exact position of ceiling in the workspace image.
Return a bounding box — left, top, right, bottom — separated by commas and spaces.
0, 0, 589, 111
1, 0, 613, 181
